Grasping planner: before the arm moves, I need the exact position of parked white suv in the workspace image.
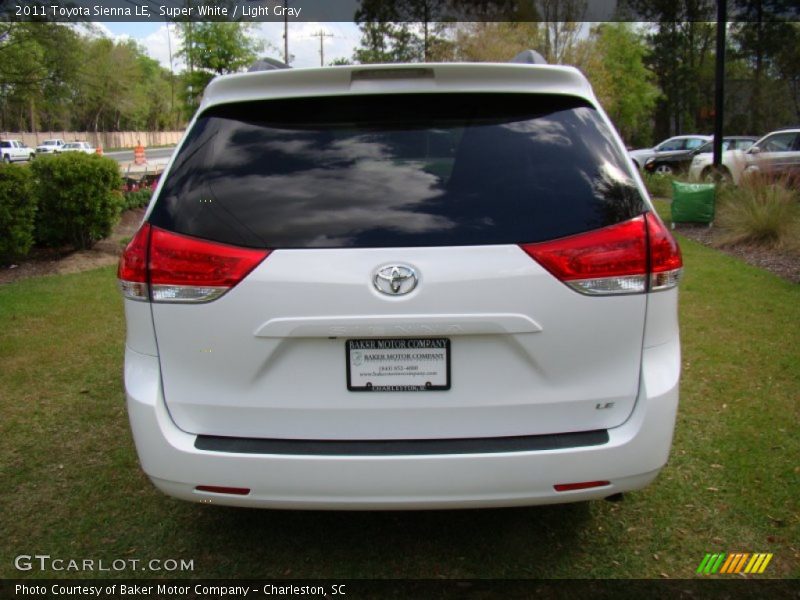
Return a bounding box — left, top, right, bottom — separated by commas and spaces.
119, 62, 683, 509
1, 139, 35, 163
36, 139, 66, 154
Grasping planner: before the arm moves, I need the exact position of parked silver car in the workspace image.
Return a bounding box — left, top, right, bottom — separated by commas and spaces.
629, 135, 711, 170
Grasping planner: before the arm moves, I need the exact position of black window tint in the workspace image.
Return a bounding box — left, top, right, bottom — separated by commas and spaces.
150, 94, 645, 249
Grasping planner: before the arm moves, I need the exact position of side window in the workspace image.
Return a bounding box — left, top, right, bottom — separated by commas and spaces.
685, 138, 705, 150
657, 138, 683, 152
0, 142, 9, 148
761, 133, 797, 152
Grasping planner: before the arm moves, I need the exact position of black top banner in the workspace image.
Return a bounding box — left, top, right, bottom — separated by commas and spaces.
1, 0, 799, 23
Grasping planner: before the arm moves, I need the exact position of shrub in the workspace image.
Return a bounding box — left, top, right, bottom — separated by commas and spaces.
122, 189, 153, 211
32, 153, 123, 250
642, 172, 677, 199
716, 173, 800, 249
0, 163, 36, 263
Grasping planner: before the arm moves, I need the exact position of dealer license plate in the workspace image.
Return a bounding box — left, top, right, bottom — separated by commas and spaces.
346, 338, 450, 392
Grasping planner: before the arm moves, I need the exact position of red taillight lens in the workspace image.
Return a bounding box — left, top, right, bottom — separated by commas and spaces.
520, 213, 682, 295
520, 216, 648, 295
117, 225, 270, 303
118, 224, 151, 301
646, 213, 683, 290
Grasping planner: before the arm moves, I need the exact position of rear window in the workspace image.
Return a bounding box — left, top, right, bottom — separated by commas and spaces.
150, 93, 645, 248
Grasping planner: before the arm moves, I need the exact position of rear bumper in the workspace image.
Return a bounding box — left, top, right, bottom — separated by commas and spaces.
125, 338, 679, 510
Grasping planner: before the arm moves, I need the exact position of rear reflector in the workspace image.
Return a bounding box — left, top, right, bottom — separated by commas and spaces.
195, 485, 251, 496
554, 481, 610, 492
118, 225, 270, 303
520, 213, 682, 295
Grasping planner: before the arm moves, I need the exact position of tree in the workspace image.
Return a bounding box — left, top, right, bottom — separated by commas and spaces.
450, 23, 543, 62
536, 0, 587, 64
353, 0, 456, 63
77, 37, 140, 132
731, 0, 799, 132
773, 23, 800, 122
0, 23, 179, 132
0, 22, 82, 131
621, 0, 717, 139
178, 22, 263, 114
585, 24, 660, 147
353, 22, 418, 63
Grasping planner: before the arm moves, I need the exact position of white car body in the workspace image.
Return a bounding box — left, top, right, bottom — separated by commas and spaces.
61, 141, 95, 154
119, 63, 682, 509
688, 149, 749, 184
739, 128, 800, 182
35, 138, 66, 154
0, 139, 35, 162
630, 135, 711, 170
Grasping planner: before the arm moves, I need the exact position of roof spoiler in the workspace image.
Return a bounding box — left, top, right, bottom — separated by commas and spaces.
248, 57, 292, 72
510, 50, 547, 65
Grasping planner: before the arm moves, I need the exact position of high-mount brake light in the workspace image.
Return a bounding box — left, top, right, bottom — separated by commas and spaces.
118, 225, 270, 303
520, 213, 682, 295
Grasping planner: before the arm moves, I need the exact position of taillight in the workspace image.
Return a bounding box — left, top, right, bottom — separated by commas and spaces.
520, 213, 682, 295
118, 223, 151, 301
118, 225, 270, 303
646, 212, 683, 291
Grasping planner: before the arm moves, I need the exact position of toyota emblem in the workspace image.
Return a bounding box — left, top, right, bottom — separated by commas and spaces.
373, 265, 418, 296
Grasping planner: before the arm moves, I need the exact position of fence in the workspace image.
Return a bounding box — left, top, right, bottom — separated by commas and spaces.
0, 131, 184, 149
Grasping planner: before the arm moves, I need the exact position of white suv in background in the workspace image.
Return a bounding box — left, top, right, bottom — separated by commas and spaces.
119, 62, 683, 509
35, 139, 66, 154
0, 139, 35, 163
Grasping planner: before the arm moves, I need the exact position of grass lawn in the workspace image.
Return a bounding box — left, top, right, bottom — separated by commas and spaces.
1, 216, 798, 579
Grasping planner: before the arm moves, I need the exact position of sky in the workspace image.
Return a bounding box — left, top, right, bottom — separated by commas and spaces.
101, 21, 361, 70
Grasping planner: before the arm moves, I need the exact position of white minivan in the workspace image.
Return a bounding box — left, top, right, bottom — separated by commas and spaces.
119, 62, 682, 509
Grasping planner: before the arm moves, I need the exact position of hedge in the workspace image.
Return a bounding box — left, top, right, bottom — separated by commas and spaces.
31, 153, 123, 250
0, 163, 37, 263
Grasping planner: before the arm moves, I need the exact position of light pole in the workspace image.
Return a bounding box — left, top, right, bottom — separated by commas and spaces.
713, 0, 727, 173
283, 0, 289, 64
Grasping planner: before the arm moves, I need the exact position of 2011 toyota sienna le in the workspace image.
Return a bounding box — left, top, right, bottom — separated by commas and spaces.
118, 61, 682, 509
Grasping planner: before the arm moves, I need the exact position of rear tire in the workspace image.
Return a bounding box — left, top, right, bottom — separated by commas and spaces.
2, 155, 10, 164
654, 164, 673, 176
702, 166, 732, 183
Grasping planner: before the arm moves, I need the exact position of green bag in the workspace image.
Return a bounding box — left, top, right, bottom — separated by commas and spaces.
671, 181, 716, 224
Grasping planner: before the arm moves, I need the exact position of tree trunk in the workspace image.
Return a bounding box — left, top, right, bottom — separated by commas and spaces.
29, 97, 36, 134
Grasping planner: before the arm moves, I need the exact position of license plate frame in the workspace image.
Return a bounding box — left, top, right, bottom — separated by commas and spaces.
346, 338, 451, 392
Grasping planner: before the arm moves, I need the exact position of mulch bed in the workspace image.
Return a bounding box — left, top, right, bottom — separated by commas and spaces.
674, 223, 800, 284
